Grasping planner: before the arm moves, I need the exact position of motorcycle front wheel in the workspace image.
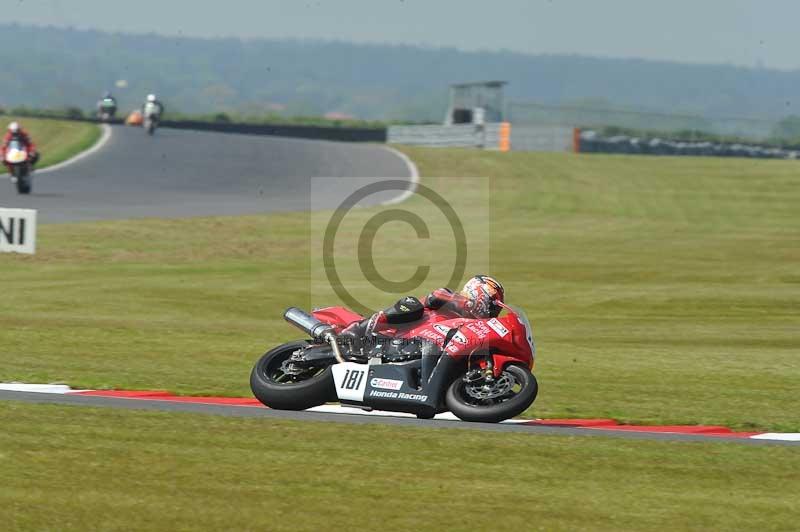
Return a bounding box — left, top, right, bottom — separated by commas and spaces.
250, 340, 336, 411
14, 167, 31, 194
445, 364, 538, 423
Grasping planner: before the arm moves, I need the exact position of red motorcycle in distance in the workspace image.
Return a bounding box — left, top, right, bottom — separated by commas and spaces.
250, 300, 538, 423
4, 139, 33, 194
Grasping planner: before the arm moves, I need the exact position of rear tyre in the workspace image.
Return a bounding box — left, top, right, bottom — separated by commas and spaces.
250, 340, 336, 411
445, 364, 538, 423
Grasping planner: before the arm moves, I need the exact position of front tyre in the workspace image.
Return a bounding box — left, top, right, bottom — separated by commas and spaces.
445, 364, 538, 423
14, 167, 31, 194
250, 340, 336, 411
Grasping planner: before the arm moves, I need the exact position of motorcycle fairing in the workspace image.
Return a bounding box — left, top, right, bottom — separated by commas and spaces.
312, 306, 364, 331
331, 355, 460, 417
313, 304, 535, 375
5, 140, 28, 164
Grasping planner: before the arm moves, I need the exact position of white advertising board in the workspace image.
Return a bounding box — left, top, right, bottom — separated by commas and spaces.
0, 208, 37, 254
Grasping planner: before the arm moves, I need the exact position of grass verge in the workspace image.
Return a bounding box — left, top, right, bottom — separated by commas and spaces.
2, 401, 799, 531
0, 149, 798, 431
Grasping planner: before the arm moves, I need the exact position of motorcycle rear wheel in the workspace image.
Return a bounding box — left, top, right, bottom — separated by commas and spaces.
445, 364, 537, 423
250, 340, 336, 411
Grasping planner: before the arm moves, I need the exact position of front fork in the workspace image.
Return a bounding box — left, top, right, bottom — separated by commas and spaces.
465, 356, 496, 384
467, 354, 531, 380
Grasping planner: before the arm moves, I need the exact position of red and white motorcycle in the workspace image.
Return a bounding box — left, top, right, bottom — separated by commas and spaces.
250, 300, 538, 422
4, 139, 33, 194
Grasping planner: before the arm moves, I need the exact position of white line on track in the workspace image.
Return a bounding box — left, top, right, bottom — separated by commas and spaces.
380, 145, 420, 206
38, 123, 113, 175
0, 383, 90, 393
751, 433, 800, 441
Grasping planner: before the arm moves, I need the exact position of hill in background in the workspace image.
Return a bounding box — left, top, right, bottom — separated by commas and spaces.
2, 23, 800, 124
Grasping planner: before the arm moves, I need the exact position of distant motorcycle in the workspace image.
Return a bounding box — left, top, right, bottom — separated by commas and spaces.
4, 139, 33, 194
97, 100, 117, 122
143, 102, 160, 135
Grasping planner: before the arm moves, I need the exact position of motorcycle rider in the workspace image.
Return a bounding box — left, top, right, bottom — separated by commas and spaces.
97, 91, 118, 119
2, 122, 39, 173
142, 93, 165, 118
340, 275, 505, 352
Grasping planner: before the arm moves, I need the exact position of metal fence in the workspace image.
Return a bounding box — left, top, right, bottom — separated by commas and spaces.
388, 123, 505, 148
387, 123, 574, 153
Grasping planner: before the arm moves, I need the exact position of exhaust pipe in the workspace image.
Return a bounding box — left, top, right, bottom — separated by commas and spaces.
283, 307, 344, 363
283, 307, 333, 339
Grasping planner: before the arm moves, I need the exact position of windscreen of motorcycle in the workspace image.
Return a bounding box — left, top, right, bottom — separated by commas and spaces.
504, 304, 536, 359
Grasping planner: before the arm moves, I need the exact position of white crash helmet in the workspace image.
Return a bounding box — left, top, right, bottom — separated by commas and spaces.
147, 94, 157, 103
8, 122, 20, 133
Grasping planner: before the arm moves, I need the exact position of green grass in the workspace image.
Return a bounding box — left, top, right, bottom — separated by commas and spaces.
0, 149, 798, 432
2, 401, 799, 532
0, 116, 101, 172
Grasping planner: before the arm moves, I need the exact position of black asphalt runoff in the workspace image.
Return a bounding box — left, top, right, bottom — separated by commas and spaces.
1, 390, 796, 446
0, 125, 413, 223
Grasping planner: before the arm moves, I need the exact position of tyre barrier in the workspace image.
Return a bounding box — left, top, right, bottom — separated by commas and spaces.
159, 120, 386, 142
578, 130, 800, 160
15, 114, 387, 143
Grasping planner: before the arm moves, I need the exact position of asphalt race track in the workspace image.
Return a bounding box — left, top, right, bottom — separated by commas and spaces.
0, 125, 414, 223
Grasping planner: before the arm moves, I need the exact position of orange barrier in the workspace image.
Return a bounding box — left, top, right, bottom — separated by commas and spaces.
498, 122, 511, 152
126, 110, 143, 126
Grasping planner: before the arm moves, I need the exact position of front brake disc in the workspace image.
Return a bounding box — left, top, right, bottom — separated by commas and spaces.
464, 372, 514, 400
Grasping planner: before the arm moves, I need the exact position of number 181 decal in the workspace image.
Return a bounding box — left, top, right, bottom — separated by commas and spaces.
331, 363, 368, 402
341, 368, 365, 390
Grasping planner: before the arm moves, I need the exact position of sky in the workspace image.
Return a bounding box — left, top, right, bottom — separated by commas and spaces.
2, 0, 798, 70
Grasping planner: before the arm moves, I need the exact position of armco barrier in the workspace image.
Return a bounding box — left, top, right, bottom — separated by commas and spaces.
388, 123, 578, 153
388, 124, 487, 147
388, 123, 508, 149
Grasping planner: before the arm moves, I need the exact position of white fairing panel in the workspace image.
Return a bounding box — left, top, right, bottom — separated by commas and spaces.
5, 149, 26, 164
5, 140, 26, 163
331, 362, 368, 402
